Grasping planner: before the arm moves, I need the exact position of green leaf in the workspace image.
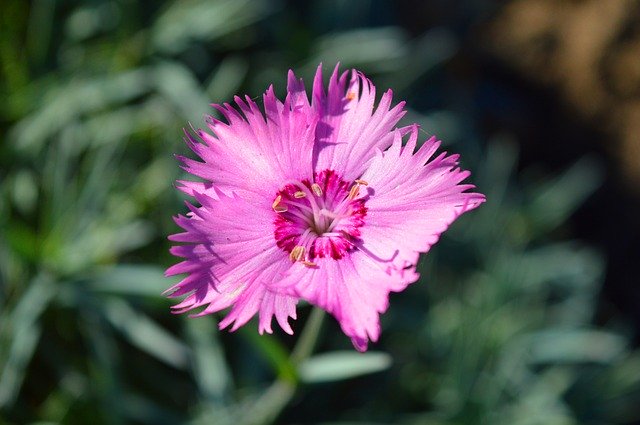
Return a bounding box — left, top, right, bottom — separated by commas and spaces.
308, 27, 409, 73
151, 0, 270, 54
240, 329, 297, 383
526, 329, 627, 365
11, 70, 152, 153
527, 156, 603, 232
88, 265, 171, 298
153, 61, 212, 123
185, 318, 233, 404
0, 274, 56, 408
102, 299, 190, 370
298, 351, 392, 383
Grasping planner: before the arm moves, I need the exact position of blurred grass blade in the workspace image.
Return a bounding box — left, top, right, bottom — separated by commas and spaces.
152, 0, 270, 54
206, 55, 249, 103
11, 70, 152, 153
385, 28, 458, 92
240, 328, 297, 383
237, 380, 295, 425
298, 351, 392, 383
527, 329, 627, 364
309, 27, 409, 72
26, 0, 55, 67
102, 299, 190, 369
81, 307, 125, 425
0, 273, 56, 408
528, 156, 603, 232
481, 137, 519, 209
504, 243, 603, 291
121, 392, 185, 425
185, 317, 233, 404
89, 265, 172, 297
154, 61, 213, 123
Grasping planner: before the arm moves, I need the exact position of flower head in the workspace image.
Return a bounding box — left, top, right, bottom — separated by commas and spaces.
165, 64, 485, 351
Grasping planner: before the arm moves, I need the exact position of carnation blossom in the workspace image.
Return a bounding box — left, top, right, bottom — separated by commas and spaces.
165, 64, 485, 351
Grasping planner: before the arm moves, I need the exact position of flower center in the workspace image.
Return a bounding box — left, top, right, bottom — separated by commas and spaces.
273, 170, 368, 266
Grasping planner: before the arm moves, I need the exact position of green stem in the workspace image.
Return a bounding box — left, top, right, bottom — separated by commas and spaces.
239, 307, 325, 425
290, 306, 325, 364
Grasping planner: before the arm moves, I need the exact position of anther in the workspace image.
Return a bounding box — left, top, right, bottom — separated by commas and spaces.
311, 183, 323, 197
289, 246, 305, 262
348, 184, 360, 200
272, 195, 282, 209
346, 92, 356, 100
354, 179, 368, 186
294, 191, 306, 198
302, 260, 317, 268
272, 195, 289, 212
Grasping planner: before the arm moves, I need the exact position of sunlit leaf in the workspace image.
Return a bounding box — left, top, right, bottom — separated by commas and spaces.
152, 0, 270, 54
102, 299, 190, 369
298, 351, 392, 383
526, 329, 627, 364
88, 265, 170, 298
185, 317, 233, 404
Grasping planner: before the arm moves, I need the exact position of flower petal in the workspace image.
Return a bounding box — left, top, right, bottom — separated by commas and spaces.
358, 127, 486, 269
179, 91, 317, 197
276, 251, 419, 351
165, 189, 297, 334
289, 65, 406, 180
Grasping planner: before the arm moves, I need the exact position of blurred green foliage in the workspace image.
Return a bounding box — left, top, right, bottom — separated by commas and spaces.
1, 0, 640, 424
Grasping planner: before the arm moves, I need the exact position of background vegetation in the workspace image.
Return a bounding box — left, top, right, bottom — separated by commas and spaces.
1, 0, 639, 424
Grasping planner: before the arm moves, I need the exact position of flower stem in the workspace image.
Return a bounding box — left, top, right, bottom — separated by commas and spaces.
291, 306, 325, 364
239, 307, 325, 425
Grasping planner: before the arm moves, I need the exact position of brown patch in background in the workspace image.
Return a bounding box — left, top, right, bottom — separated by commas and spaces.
485, 0, 640, 188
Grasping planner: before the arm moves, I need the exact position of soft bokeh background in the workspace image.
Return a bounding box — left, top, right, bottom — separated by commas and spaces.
2, 0, 640, 424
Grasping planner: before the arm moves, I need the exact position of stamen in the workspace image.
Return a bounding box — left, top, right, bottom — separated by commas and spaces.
272, 195, 282, 209
348, 184, 360, 200
289, 245, 305, 262
273, 170, 368, 262
273, 204, 288, 213
272, 194, 290, 213
311, 183, 323, 197
346, 92, 356, 100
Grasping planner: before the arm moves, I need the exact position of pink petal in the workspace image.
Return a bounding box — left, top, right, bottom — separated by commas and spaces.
179, 93, 317, 197
289, 65, 406, 180
275, 251, 419, 351
166, 188, 297, 334
358, 127, 486, 268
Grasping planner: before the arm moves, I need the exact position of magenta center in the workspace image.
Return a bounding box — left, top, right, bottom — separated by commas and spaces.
273, 170, 367, 264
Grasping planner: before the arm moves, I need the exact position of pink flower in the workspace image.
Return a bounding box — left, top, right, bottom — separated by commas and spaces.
165, 64, 485, 351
